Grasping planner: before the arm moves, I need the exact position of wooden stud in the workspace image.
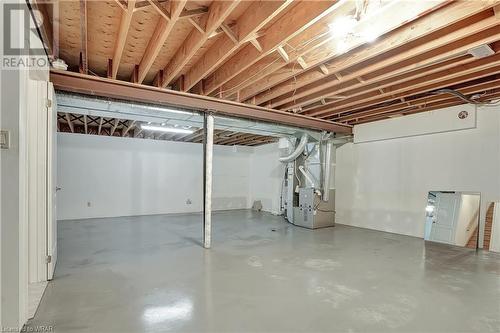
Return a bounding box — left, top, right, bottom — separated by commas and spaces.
107, 59, 113, 78
161, 0, 241, 88
247, 1, 497, 107
83, 115, 88, 134
110, 119, 120, 136
131, 65, 139, 83
111, 0, 136, 79
188, 17, 205, 34
220, 23, 238, 44
98, 117, 103, 135
276, 46, 290, 63
202, 1, 339, 95
147, 0, 171, 20
114, 0, 127, 11
153, 70, 164, 88
311, 56, 500, 118
122, 120, 136, 137
180, 7, 209, 18
182, 1, 293, 92
79, 0, 88, 74
249, 38, 263, 52
50, 70, 352, 133
65, 113, 74, 133
136, 0, 188, 83
319, 64, 329, 75
297, 56, 308, 70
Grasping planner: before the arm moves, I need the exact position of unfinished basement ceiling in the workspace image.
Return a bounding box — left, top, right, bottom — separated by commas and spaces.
56, 92, 316, 146
36, 0, 500, 125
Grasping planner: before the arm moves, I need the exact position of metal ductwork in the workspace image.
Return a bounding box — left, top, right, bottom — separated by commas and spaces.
279, 133, 308, 163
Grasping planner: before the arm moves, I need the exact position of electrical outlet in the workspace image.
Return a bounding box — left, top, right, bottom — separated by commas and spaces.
186, 199, 192, 205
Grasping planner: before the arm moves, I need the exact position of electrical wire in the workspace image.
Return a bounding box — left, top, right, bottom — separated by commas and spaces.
432, 89, 500, 106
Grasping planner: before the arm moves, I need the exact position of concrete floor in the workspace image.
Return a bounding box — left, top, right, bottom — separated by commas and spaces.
27, 210, 500, 332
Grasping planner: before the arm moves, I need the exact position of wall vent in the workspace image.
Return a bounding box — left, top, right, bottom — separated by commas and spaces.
467, 45, 494, 59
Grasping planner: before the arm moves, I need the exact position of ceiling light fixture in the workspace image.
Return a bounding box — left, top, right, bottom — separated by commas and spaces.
141, 124, 194, 134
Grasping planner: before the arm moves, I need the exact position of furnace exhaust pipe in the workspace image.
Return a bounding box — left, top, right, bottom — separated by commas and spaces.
279, 134, 309, 163
322, 140, 333, 202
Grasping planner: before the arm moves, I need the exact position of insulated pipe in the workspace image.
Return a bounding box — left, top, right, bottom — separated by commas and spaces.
322, 140, 334, 202
279, 134, 308, 163
203, 113, 214, 249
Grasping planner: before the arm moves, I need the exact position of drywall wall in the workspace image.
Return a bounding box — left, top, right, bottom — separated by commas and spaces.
335, 105, 500, 246
0, 2, 49, 329
57, 133, 254, 220
249, 142, 284, 214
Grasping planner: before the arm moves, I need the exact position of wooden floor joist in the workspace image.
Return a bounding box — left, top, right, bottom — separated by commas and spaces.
37, 0, 500, 127
50, 70, 351, 134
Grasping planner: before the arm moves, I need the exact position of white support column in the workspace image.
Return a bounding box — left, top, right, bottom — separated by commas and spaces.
203, 113, 214, 249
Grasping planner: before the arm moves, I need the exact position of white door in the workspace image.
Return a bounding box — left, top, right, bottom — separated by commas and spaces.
46, 82, 57, 280
429, 192, 459, 244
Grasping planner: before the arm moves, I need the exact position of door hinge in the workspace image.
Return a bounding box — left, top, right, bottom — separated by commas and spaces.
46, 255, 52, 264
46, 99, 52, 108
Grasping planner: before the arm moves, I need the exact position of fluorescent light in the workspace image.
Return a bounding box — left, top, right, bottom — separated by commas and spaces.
141, 124, 194, 134
143, 105, 193, 116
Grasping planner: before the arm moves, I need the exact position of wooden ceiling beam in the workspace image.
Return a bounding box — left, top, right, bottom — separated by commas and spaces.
114, 0, 127, 11
50, 70, 351, 133
188, 17, 205, 34
135, 0, 187, 84
112, 0, 136, 79
301, 53, 474, 115
250, 2, 500, 108
147, 0, 171, 20
160, 0, 241, 88
182, 0, 293, 92
180, 7, 209, 18
336, 77, 500, 122
79, 0, 88, 74
350, 89, 500, 125
226, 0, 447, 101
311, 56, 500, 119
216, 133, 255, 145
202, 1, 340, 96
276, 46, 290, 63
279, 16, 500, 111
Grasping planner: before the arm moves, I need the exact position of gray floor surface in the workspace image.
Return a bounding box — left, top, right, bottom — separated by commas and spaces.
27, 210, 500, 332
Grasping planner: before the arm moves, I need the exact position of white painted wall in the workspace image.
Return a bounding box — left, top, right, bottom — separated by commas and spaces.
335, 105, 500, 246
0, 2, 50, 329
57, 133, 255, 220
249, 142, 284, 214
